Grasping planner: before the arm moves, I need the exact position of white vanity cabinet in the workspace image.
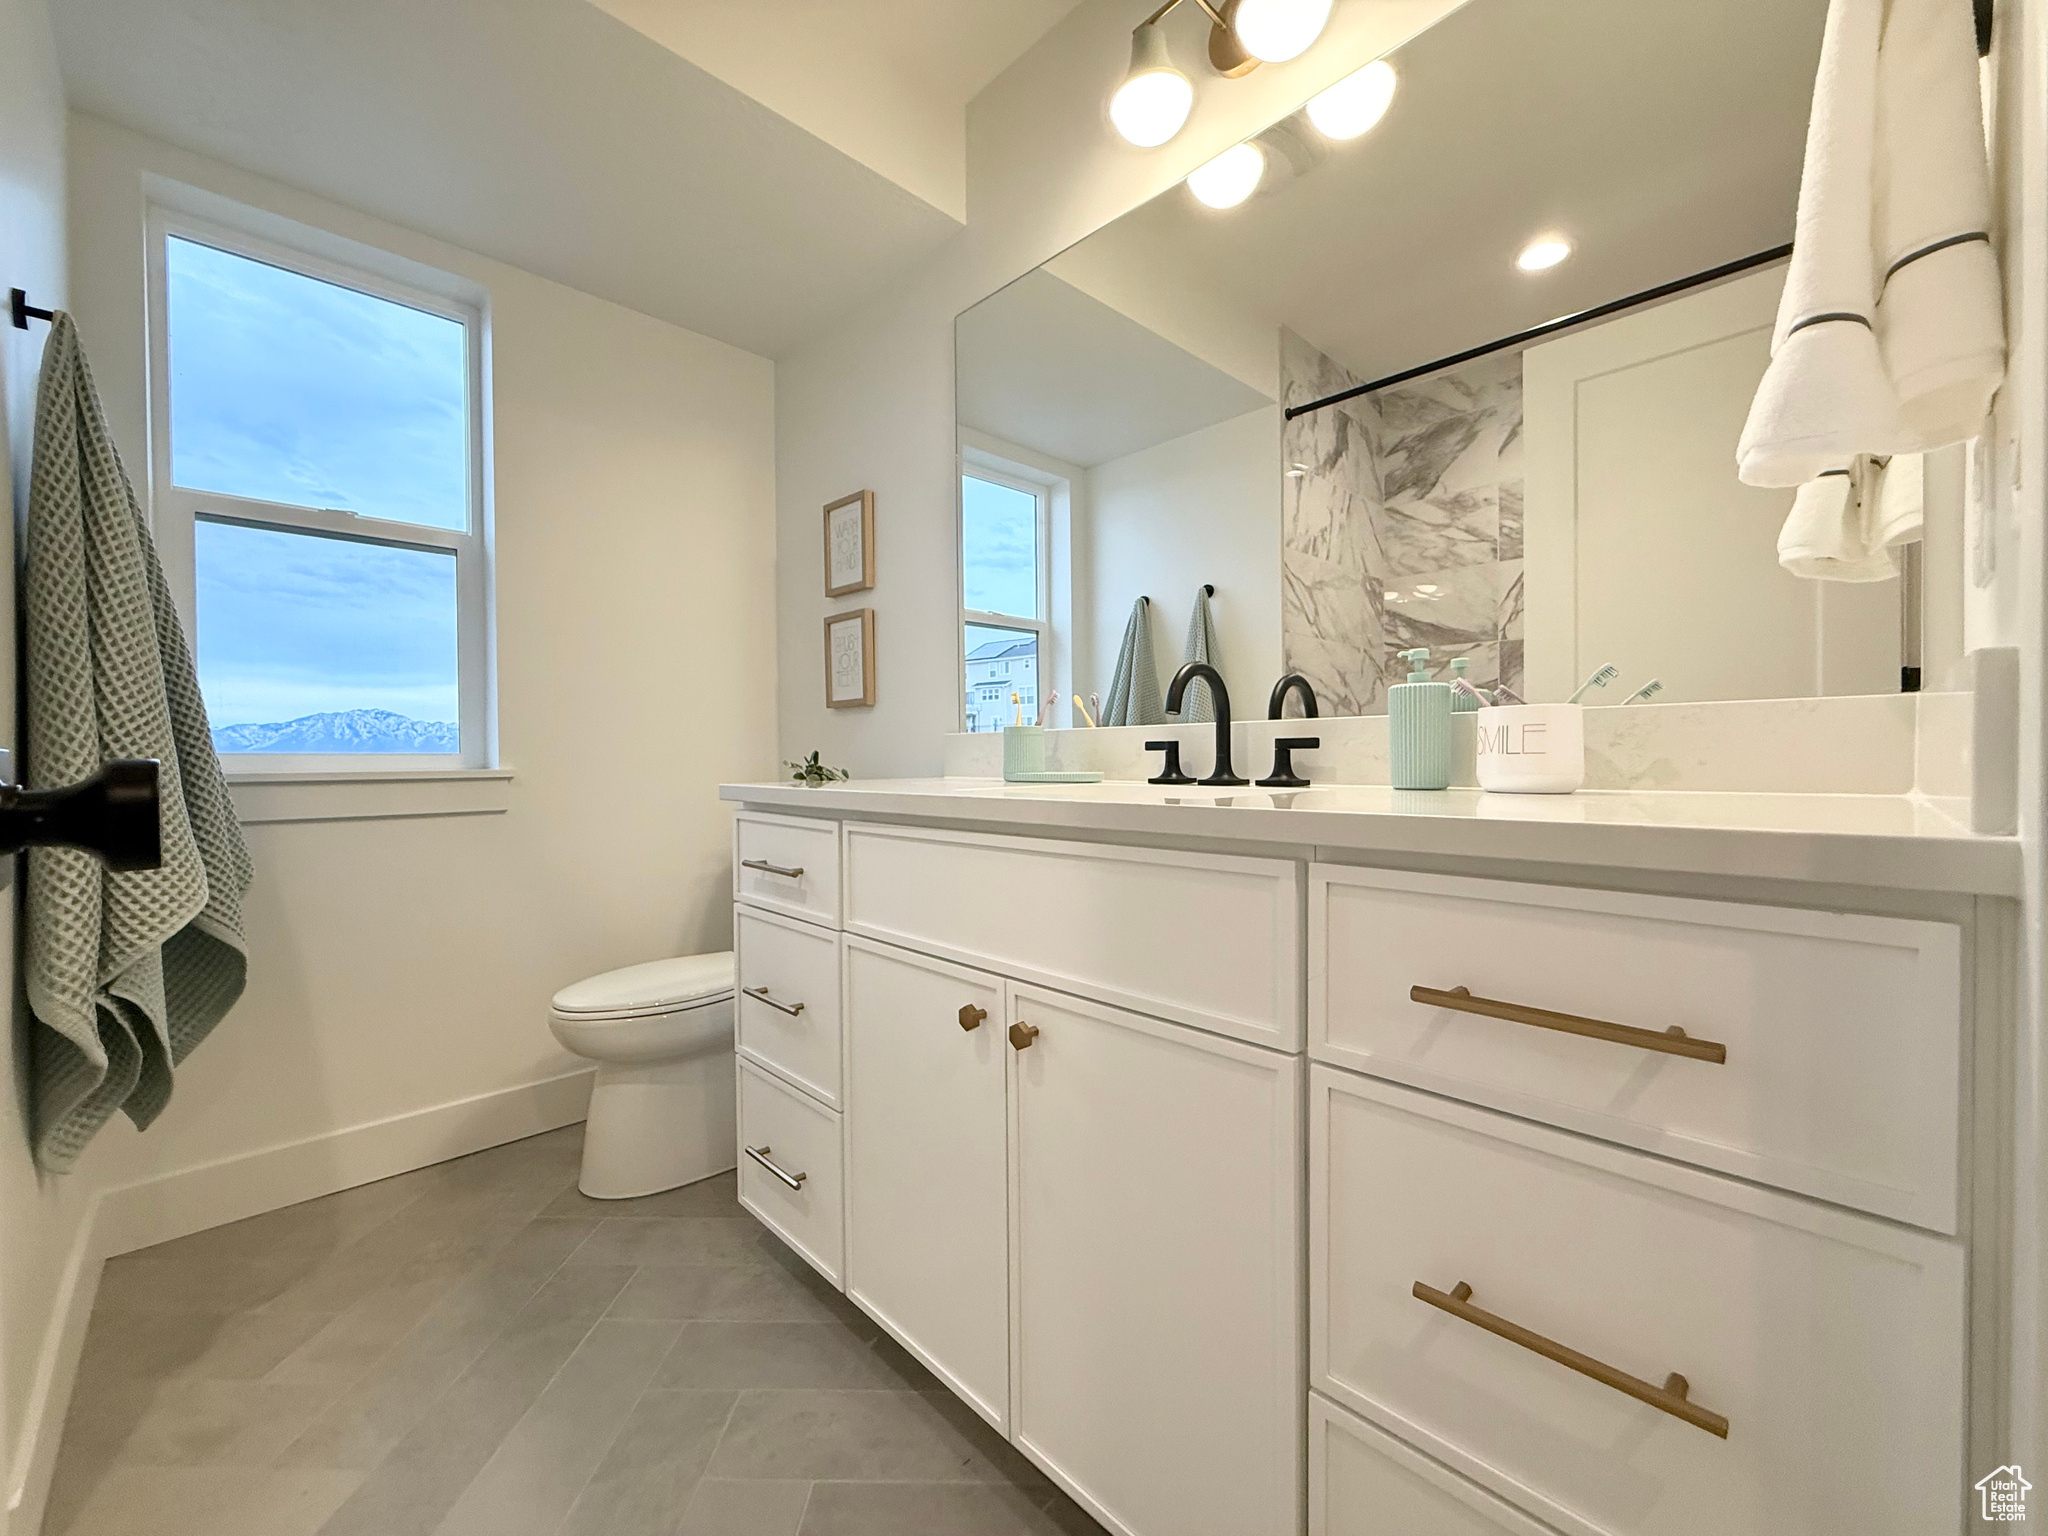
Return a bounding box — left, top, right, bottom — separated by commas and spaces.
1007, 983, 1303, 1536
728, 793, 1988, 1536
739, 809, 1308, 1536
842, 937, 1011, 1430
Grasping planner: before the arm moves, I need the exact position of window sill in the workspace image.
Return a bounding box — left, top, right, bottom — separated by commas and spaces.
225, 768, 513, 825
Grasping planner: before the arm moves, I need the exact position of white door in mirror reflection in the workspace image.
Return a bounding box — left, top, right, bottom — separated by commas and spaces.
1522, 266, 1902, 703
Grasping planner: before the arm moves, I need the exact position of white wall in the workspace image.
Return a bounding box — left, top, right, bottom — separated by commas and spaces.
0, 1, 67, 1526
0, 113, 777, 1527
775, 0, 1464, 776
1082, 406, 1280, 712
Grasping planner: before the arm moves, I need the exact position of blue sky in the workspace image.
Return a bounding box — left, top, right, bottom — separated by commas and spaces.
194, 521, 458, 728
170, 238, 468, 730
961, 474, 1038, 618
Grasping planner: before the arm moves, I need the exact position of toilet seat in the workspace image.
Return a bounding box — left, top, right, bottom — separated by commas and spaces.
550, 952, 734, 1022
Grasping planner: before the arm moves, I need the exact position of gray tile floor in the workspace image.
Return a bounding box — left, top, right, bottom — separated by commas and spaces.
45, 1126, 1106, 1536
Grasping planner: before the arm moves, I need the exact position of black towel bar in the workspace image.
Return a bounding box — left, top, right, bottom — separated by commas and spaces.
10, 290, 54, 329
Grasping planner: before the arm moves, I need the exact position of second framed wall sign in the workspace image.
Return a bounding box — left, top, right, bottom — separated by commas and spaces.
825, 608, 876, 709
824, 490, 875, 597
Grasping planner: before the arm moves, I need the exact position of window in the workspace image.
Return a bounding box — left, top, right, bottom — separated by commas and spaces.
149, 212, 489, 770
960, 469, 1047, 733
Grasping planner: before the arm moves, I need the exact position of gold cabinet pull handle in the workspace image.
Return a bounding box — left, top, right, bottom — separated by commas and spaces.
959, 1004, 988, 1032
1009, 1021, 1040, 1051
1413, 1279, 1729, 1439
743, 986, 804, 1018
1410, 985, 1726, 1065
741, 858, 804, 879
744, 1144, 807, 1190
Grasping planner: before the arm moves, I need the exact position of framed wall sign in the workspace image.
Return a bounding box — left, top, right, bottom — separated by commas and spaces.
824, 490, 875, 597
825, 608, 876, 708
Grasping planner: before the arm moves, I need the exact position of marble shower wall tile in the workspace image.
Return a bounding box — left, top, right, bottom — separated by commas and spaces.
1284, 332, 1529, 713
1281, 329, 1387, 715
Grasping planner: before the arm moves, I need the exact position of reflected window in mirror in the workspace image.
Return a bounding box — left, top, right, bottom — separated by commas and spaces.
961, 468, 1050, 732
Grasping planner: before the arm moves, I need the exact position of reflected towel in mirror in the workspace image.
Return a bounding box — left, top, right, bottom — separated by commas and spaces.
1179, 586, 1221, 724
1102, 596, 1165, 727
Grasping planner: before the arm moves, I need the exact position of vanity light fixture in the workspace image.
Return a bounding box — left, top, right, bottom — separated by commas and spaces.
1111, 18, 1197, 146
1187, 141, 1266, 208
1515, 235, 1574, 272
1232, 0, 1333, 63
1306, 59, 1396, 140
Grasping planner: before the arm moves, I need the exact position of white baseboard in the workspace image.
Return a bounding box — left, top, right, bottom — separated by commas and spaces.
6, 1069, 594, 1532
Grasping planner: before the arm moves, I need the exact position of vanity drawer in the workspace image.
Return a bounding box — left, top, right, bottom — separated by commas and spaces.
734, 810, 842, 928
1310, 865, 1961, 1230
845, 822, 1302, 1051
737, 1057, 844, 1286
736, 906, 842, 1108
1310, 1394, 1561, 1536
1311, 1068, 1965, 1536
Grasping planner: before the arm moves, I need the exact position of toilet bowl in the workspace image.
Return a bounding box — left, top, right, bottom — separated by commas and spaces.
549, 952, 736, 1199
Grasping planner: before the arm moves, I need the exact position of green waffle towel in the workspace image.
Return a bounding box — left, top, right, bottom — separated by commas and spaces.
24, 315, 252, 1173
1177, 585, 1220, 723
1101, 596, 1164, 727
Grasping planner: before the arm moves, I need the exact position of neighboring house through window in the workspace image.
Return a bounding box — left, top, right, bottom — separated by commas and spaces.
147, 205, 491, 770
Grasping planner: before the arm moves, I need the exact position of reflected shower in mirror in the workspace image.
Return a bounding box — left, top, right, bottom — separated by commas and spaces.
956, 0, 1959, 725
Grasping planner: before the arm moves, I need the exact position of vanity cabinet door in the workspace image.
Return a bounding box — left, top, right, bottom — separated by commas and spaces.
1007, 985, 1302, 1536
842, 938, 1011, 1431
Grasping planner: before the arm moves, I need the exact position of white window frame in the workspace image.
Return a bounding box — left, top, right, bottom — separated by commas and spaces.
958, 461, 1051, 732
145, 205, 492, 774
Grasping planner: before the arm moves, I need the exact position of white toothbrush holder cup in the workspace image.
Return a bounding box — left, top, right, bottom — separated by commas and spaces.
1476, 703, 1585, 794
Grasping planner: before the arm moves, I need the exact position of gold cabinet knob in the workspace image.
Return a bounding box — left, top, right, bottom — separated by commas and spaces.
959, 1004, 987, 1032
1009, 1021, 1040, 1051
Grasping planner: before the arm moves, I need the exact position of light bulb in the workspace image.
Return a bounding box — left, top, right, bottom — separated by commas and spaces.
1187, 142, 1266, 208
1111, 23, 1194, 147
1306, 59, 1396, 140
1232, 0, 1333, 63
1515, 236, 1573, 272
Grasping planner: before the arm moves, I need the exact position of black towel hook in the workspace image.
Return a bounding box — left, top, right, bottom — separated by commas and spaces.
10, 290, 54, 330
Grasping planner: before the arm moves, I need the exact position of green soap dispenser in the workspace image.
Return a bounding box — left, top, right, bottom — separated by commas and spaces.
1389, 647, 1452, 790
1448, 656, 1482, 713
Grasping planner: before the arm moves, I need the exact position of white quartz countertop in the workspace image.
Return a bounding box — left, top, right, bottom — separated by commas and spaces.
720, 778, 2021, 898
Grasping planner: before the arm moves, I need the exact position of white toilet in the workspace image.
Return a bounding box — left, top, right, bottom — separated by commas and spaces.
548, 952, 737, 1199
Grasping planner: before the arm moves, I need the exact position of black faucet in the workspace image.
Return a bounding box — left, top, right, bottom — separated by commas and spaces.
1268, 673, 1319, 720
1164, 662, 1246, 786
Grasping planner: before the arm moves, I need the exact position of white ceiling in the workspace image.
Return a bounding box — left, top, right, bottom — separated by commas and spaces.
50, 0, 1043, 358
586, 0, 1085, 221
966, 0, 1825, 420
957, 270, 1273, 469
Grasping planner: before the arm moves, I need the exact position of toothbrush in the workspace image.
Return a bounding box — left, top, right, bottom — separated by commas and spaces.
1072, 695, 1098, 728
1566, 663, 1619, 704
1450, 677, 1493, 708
1089, 693, 1102, 726
1491, 682, 1526, 706
1621, 679, 1663, 705
1011, 691, 1022, 727
1037, 691, 1058, 727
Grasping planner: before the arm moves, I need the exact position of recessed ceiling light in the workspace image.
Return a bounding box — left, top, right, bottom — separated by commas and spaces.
1232, 0, 1333, 63
1306, 60, 1397, 140
1516, 236, 1573, 272
1110, 22, 1194, 147
1187, 142, 1266, 209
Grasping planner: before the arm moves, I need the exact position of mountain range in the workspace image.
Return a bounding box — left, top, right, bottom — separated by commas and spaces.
212, 709, 459, 755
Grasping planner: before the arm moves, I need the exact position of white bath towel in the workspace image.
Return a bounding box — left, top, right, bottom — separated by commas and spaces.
1868, 451, 1925, 550
1739, 0, 2004, 488
1778, 467, 1891, 580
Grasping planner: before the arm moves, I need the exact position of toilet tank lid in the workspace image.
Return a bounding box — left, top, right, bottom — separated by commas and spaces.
551, 952, 735, 1015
